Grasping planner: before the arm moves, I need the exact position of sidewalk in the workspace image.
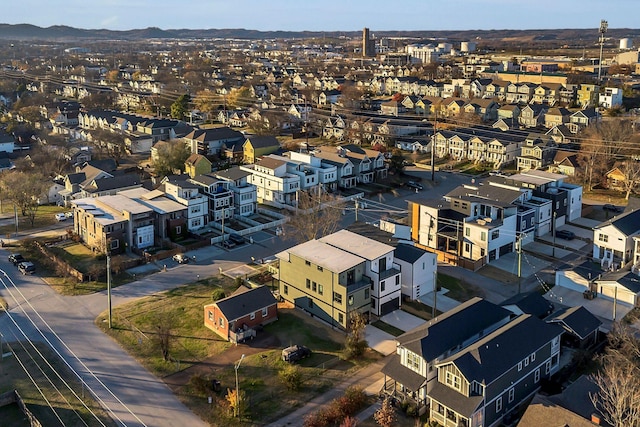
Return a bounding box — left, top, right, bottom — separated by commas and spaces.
266, 357, 388, 427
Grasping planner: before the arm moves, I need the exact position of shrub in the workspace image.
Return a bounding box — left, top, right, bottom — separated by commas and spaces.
211, 288, 226, 301
279, 365, 302, 391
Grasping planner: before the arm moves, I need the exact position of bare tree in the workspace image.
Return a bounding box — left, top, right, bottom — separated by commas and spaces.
590, 323, 640, 427
283, 189, 345, 244
154, 313, 176, 362
0, 171, 49, 226
618, 160, 640, 200
345, 311, 368, 359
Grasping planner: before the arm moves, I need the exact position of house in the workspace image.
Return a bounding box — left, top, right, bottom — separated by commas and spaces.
519, 104, 548, 128
516, 135, 557, 171
71, 195, 156, 254
184, 153, 212, 179
183, 127, 245, 156
393, 244, 437, 300
569, 108, 599, 133
381, 298, 513, 414
605, 166, 626, 190
319, 230, 401, 316
161, 175, 209, 231
500, 292, 555, 319
599, 87, 623, 109
310, 148, 357, 189
428, 314, 562, 427
544, 107, 572, 129
203, 286, 278, 343
213, 166, 258, 217
243, 135, 281, 164
277, 239, 372, 330
240, 156, 300, 207
593, 209, 640, 268
188, 174, 234, 225
0, 130, 15, 153
546, 306, 601, 349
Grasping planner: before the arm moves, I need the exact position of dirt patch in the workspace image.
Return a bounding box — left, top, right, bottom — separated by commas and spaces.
163, 331, 281, 390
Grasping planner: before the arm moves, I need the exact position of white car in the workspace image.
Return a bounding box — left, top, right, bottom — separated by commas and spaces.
55, 213, 67, 221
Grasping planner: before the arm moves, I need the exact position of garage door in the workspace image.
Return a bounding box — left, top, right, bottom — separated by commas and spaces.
499, 243, 513, 256
380, 297, 400, 316
598, 285, 636, 306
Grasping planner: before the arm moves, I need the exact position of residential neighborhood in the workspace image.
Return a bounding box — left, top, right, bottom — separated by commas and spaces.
0, 14, 640, 427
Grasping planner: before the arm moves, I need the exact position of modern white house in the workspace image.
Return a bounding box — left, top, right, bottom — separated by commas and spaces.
240, 157, 301, 208
393, 244, 437, 300
599, 87, 623, 109
592, 209, 640, 269
162, 176, 209, 231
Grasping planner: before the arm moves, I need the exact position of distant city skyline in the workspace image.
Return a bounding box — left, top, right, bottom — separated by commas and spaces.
3, 0, 639, 33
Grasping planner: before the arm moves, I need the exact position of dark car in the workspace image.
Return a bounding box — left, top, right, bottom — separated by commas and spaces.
603, 204, 622, 213
8, 253, 25, 266
282, 345, 311, 363
555, 230, 575, 240
406, 181, 424, 191
17, 261, 36, 275
222, 240, 236, 249
229, 233, 245, 245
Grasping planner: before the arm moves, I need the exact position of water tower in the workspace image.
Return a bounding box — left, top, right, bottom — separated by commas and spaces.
620, 38, 633, 50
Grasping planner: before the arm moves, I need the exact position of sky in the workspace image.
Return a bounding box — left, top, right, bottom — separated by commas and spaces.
3, 0, 640, 32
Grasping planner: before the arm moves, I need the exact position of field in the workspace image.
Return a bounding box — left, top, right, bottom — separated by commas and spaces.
96, 276, 380, 426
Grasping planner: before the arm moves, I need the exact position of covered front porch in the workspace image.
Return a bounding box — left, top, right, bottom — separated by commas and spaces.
381, 356, 428, 415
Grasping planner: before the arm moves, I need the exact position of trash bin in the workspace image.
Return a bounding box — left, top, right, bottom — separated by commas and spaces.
212, 379, 221, 392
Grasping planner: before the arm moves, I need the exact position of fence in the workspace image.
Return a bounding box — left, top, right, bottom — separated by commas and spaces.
34, 241, 86, 282
0, 390, 43, 427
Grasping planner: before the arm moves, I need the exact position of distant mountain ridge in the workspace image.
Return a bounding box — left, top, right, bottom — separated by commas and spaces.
0, 23, 639, 42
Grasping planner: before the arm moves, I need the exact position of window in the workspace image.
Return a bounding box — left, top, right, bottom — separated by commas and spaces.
518, 361, 523, 371
480, 248, 485, 257
530, 352, 536, 362
556, 201, 560, 209
508, 388, 514, 403
208, 311, 213, 321
481, 232, 486, 241
491, 229, 499, 240
381, 281, 386, 292
333, 292, 342, 304
305, 260, 311, 266
176, 226, 182, 235
262, 307, 268, 317
496, 396, 503, 412
445, 372, 460, 390
407, 351, 420, 370
534, 368, 540, 383
371, 299, 376, 309
396, 275, 400, 285
338, 313, 344, 324
219, 318, 224, 328
308, 299, 313, 308
317, 265, 323, 272
306, 279, 311, 289
364, 289, 369, 299
318, 284, 323, 295
599, 234, 608, 243
524, 356, 529, 367
545, 360, 551, 374
110, 240, 119, 250
465, 227, 470, 237
283, 285, 288, 295
250, 312, 255, 320
348, 295, 354, 306
312, 282, 317, 292
465, 242, 470, 252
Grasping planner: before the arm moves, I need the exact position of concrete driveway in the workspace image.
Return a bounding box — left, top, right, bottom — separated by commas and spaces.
364, 325, 396, 356
380, 310, 426, 332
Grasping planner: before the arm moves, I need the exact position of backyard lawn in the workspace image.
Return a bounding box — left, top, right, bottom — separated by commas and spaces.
96, 276, 380, 426
0, 204, 69, 237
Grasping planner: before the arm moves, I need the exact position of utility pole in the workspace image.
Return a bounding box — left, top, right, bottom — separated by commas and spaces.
517, 235, 522, 294
432, 271, 438, 318
612, 286, 617, 321
598, 20, 608, 83
107, 253, 112, 329
431, 110, 437, 182
355, 198, 359, 222
552, 212, 557, 258
234, 354, 245, 417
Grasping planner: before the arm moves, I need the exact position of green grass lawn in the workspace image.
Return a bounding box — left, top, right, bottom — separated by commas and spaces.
96, 277, 380, 426
0, 205, 68, 237
0, 342, 117, 427
371, 320, 405, 337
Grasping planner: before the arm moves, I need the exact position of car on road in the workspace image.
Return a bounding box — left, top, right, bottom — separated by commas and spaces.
8, 253, 25, 266
282, 345, 311, 363
55, 213, 67, 221
406, 181, 424, 191
17, 261, 36, 275
555, 230, 575, 240
229, 233, 245, 245
603, 204, 622, 213
172, 253, 189, 264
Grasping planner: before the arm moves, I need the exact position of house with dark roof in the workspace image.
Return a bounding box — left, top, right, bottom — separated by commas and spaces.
547, 306, 601, 349
213, 166, 257, 217
203, 285, 278, 343
243, 135, 281, 164
500, 292, 555, 319
393, 244, 437, 300
184, 127, 245, 156
381, 298, 513, 412
592, 208, 640, 268
428, 315, 563, 427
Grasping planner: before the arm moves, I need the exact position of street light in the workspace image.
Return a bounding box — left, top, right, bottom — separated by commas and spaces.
234, 354, 245, 417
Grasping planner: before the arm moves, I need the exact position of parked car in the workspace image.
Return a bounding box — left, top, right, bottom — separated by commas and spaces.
172, 253, 189, 264
555, 230, 575, 240
8, 253, 25, 265
222, 240, 236, 249
406, 181, 424, 191
64, 211, 73, 218
603, 204, 622, 213
229, 233, 245, 245
55, 213, 67, 221
17, 261, 36, 275
282, 345, 311, 363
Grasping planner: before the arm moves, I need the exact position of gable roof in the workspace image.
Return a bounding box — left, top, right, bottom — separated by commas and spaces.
394, 244, 429, 264
547, 306, 602, 340
245, 135, 280, 149
438, 315, 562, 385
500, 292, 555, 319
397, 297, 511, 361
210, 286, 277, 322
593, 208, 640, 235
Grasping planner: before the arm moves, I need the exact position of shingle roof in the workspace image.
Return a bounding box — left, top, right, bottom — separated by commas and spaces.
397, 298, 511, 361
500, 292, 555, 319
393, 244, 429, 264
211, 286, 277, 322
245, 135, 280, 149
547, 306, 602, 340
594, 208, 640, 235
380, 356, 426, 391
439, 315, 562, 385
428, 381, 483, 417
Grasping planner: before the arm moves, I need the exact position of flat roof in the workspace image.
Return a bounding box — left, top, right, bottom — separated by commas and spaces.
320, 229, 394, 260
278, 239, 365, 273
